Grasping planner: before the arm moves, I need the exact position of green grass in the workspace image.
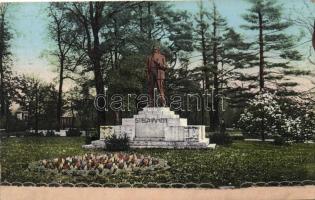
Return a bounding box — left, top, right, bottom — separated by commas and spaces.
1, 137, 315, 186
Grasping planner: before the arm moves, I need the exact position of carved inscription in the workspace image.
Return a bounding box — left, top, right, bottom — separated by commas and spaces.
135, 118, 168, 123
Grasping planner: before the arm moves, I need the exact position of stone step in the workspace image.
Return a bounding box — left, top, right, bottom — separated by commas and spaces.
142, 107, 171, 112
90, 140, 106, 148
134, 114, 179, 119
133, 137, 165, 142
137, 111, 176, 117
129, 140, 210, 149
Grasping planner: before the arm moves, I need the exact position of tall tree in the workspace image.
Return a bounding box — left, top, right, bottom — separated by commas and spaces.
241, 0, 302, 93
103, 2, 194, 119
194, 2, 211, 125
48, 3, 84, 131
15, 75, 58, 132
51, 2, 194, 130
0, 3, 12, 128
52, 2, 108, 133
194, 2, 253, 130
207, 3, 228, 131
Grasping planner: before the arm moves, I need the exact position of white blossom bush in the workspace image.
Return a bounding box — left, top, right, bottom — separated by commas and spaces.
278, 96, 315, 142
238, 92, 284, 141
238, 92, 315, 142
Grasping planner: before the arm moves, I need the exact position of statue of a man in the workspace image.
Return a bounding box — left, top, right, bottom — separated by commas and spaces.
146, 46, 167, 107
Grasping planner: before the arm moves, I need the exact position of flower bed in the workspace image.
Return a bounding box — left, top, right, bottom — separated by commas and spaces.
28, 153, 169, 176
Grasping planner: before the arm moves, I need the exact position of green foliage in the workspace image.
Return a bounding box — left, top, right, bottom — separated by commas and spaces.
5, 116, 27, 132
230, 134, 245, 141
46, 130, 56, 137
239, 92, 315, 142
277, 96, 315, 142
14, 75, 58, 130
238, 92, 283, 140
0, 116, 5, 129
241, 0, 306, 93
210, 132, 232, 145
273, 135, 287, 146
66, 128, 81, 137
0, 4, 15, 127
85, 129, 99, 144
283, 69, 311, 76
105, 134, 130, 151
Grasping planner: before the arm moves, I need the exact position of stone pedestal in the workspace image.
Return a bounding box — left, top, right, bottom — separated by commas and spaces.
84, 107, 211, 149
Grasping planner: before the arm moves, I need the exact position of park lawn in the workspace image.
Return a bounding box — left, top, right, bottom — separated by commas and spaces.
0, 137, 314, 187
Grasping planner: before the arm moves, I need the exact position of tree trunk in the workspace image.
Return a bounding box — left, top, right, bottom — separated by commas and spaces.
114, 111, 120, 125
93, 60, 106, 133
113, 18, 119, 70
312, 20, 315, 51
147, 2, 152, 39
0, 55, 4, 118
261, 122, 265, 141
201, 28, 209, 91
56, 59, 64, 131
35, 85, 39, 134
200, 14, 207, 125
209, 7, 220, 132
5, 98, 9, 130
139, 4, 143, 32
258, 11, 264, 91
0, 13, 5, 118
88, 2, 106, 135
71, 102, 75, 129
55, 14, 65, 132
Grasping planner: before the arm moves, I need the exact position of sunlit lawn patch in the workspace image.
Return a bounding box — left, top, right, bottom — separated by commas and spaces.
1, 137, 314, 186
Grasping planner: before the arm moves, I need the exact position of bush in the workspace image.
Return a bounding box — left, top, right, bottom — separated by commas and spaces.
273, 135, 287, 146
239, 92, 315, 143
46, 130, 55, 137
230, 134, 244, 141
66, 128, 81, 137
7, 119, 27, 132
105, 134, 130, 151
85, 136, 98, 144
210, 132, 232, 145
238, 92, 283, 141
0, 116, 6, 129
85, 129, 98, 144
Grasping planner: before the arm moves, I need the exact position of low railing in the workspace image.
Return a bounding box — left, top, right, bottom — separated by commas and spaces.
1, 180, 314, 188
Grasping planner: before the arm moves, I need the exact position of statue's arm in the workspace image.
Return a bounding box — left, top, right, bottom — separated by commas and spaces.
162, 55, 167, 70
146, 57, 150, 79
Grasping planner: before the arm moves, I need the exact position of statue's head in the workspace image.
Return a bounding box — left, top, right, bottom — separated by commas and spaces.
152, 44, 161, 54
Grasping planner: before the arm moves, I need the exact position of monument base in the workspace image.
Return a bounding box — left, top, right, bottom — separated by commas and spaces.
83, 107, 212, 149
129, 139, 210, 149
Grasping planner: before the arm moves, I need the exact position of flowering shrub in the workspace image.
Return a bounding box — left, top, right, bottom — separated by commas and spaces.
28, 153, 169, 176
278, 96, 315, 142
238, 92, 283, 141
238, 92, 315, 142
